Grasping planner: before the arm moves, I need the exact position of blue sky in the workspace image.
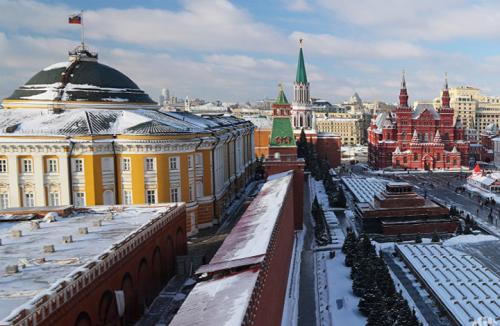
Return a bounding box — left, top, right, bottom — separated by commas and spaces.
2, 0, 500, 104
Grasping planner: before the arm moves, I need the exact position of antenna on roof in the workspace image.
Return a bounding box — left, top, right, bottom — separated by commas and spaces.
299, 38, 303, 48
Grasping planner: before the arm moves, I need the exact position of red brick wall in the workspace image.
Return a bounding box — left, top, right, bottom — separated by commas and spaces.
383, 220, 458, 235
38, 207, 187, 326
246, 175, 296, 326
316, 136, 341, 168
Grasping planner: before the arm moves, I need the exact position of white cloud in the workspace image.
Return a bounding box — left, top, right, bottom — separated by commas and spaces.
287, 0, 312, 12
0, 0, 290, 53
318, 0, 500, 41
2, 0, 500, 104
289, 31, 427, 59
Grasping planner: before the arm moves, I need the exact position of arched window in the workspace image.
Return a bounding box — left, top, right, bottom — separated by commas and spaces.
98, 291, 117, 325
121, 273, 134, 322
74, 312, 92, 326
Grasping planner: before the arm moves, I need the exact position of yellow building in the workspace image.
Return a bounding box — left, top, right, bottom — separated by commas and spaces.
0, 48, 255, 234
315, 113, 363, 145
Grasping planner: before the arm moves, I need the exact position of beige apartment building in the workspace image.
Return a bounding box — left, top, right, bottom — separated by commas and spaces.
316, 113, 363, 145
435, 86, 500, 133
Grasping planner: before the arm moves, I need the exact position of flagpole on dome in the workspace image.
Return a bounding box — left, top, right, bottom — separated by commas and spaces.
80, 10, 85, 50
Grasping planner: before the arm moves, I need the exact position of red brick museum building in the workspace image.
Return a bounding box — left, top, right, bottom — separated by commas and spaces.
368, 74, 470, 170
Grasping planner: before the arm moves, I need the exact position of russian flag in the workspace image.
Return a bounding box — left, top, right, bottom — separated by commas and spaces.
68, 14, 82, 24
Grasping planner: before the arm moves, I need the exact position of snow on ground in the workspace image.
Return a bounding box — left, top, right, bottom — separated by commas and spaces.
443, 234, 499, 246
317, 250, 366, 326
311, 178, 365, 325
311, 179, 345, 247
369, 168, 466, 175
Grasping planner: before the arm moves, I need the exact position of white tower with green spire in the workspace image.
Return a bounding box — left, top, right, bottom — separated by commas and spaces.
292, 39, 314, 130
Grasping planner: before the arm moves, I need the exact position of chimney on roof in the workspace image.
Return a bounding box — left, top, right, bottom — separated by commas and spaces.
5, 265, 19, 274
43, 245, 55, 253
11, 230, 22, 238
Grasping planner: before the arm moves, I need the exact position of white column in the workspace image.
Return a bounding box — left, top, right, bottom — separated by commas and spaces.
59, 155, 71, 205
7, 155, 20, 207
33, 154, 46, 207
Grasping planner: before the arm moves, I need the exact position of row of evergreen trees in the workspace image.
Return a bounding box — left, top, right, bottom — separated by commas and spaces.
311, 196, 332, 246
342, 231, 422, 326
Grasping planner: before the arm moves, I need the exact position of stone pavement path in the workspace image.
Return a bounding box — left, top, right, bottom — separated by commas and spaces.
298, 178, 317, 326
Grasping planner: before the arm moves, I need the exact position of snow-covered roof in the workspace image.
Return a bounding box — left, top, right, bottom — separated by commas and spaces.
208, 171, 293, 266
374, 111, 395, 131
412, 103, 440, 120
342, 177, 388, 205
397, 241, 500, 325
4, 53, 155, 106
0, 108, 250, 137
0, 205, 180, 322
242, 115, 273, 129
188, 103, 228, 114
170, 269, 259, 326
468, 172, 500, 187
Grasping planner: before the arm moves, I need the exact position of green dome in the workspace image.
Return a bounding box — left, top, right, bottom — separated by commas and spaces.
6, 51, 155, 104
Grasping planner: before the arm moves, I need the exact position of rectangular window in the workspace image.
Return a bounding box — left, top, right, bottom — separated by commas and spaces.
101, 157, 114, 173
49, 192, 60, 206
0, 193, 8, 209
145, 158, 155, 172
0, 159, 7, 173
146, 190, 156, 204
22, 159, 33, 173
188, 155, 193, 169
121, 158, 131, 172
24, 193, 34, 207
189, 184, 194, 202
47, 158, 58, 173
170, 187, 180, 202
74, 192, 85, 207
74, 159, 84, 173
196, 181, 204, 198
169, 156, 179, 171
123, 190, 132, 205
195, 153, 203, 168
